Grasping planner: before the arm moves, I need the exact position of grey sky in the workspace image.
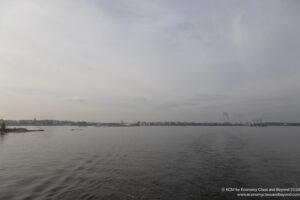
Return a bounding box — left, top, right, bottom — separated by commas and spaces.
0, 0, 300, 122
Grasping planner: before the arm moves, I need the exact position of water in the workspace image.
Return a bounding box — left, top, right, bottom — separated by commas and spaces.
1, 126, 300, 200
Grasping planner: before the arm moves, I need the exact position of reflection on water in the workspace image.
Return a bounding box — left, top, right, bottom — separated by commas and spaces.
0, 133, 4, 143
0, 126, 300, 199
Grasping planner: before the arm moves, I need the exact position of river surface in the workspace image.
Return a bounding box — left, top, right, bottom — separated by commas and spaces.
0, 126, 300, 200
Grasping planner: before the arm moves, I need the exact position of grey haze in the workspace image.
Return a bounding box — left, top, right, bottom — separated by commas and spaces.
0, 0, 300, 122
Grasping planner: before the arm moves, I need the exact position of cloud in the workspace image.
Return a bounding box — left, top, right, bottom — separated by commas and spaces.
68, 97, 86, 104
233, 1, 300, 76
4, 86, 61, 97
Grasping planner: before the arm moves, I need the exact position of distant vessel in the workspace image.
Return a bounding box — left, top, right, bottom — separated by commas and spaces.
249, 118, 268, 127
250, 123, 268, 127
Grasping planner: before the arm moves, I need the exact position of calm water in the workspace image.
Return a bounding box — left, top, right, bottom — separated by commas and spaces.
1, 126, 300, 200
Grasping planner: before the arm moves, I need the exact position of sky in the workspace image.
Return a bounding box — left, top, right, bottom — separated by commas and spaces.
0, 0, 300, 122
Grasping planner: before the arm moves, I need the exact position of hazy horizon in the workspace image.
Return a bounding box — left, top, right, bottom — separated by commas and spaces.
1, 0, 300, 122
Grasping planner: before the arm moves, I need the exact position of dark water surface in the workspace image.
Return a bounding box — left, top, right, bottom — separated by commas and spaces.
1, 126, 300, 199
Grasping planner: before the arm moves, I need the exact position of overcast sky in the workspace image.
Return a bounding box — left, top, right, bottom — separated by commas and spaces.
0, 0, 300, 122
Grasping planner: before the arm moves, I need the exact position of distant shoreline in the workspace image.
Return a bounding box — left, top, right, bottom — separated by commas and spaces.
0, 128, 44, 134
1, 119, 300, 127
